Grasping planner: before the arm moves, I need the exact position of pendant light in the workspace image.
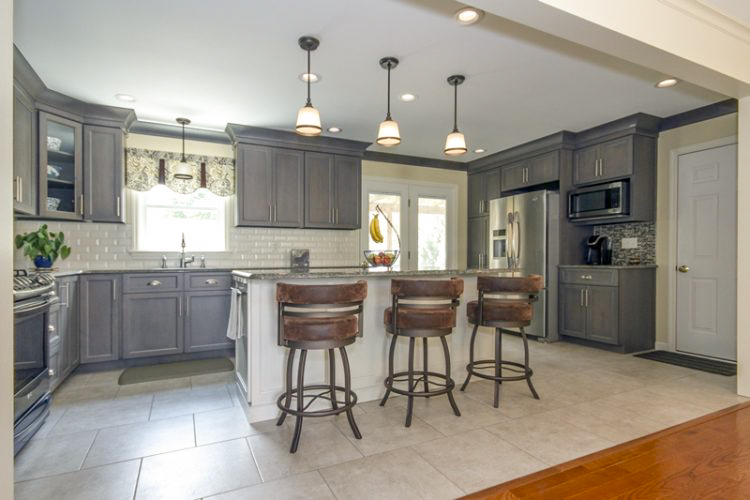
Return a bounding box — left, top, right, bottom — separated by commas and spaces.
295, 36, 322, 136
174, 117, 193, 180
444, 75, 467, 156
376, 57, 401, 147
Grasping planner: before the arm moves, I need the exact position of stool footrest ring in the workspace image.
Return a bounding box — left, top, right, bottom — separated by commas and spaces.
465, 359, 533, 383
385, 370, 456, 398
277, 384, 358, 418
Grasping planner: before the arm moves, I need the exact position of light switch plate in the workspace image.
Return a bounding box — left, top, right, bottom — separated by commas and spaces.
621, 237, 638, 249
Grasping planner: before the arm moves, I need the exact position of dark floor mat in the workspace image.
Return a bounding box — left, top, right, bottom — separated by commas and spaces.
118, 357, 234, 385
634, 350, 736, 376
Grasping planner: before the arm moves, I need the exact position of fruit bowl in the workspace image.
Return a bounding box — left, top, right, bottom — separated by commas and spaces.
364, 250, 399, 268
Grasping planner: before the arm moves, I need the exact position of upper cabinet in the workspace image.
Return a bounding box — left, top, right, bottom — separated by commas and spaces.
84, 125, 125, 223
468, 168, 500, 218
226, 123, 369, 230
501, 151, 559, 192
235, 144, 304, 227
38, 112, 83, 220
13, 83, 37, 215
13, 47, 135, 222
573, 136, 634, 186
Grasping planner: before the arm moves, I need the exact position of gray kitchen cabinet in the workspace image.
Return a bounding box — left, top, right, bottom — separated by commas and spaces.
304, 153, 362, 229
468, 169, 500, 218
468, 216, 488, 269
122, 292, 184, 358
573, 136, 633, 186
13, 83, 37, 215
333, 155, 361, 229
84, 125, 125, 223
235, 144, 304, 228
47, 303, 62, 391
58, 276, 79, 380
501, 152, 559, 192
558, 284, 587, 339
558, 266, 654, 352
185, 290, 233, 352
39, 111, 84, 220
80, 274, 121, 364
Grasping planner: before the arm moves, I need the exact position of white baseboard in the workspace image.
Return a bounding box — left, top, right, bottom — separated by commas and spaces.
654, 341, 671, 352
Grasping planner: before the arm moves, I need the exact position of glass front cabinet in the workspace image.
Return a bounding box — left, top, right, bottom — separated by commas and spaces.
39, 111, 83, 220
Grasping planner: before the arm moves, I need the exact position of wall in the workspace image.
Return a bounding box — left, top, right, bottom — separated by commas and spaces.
361, 160, 468, 267
654, 113, 738, 345
738, 98, 750, 395
1, 0, 15, 495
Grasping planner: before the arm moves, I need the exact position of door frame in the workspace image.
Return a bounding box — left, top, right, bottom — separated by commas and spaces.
361, 176, 458, 271
666, 136, 737, 354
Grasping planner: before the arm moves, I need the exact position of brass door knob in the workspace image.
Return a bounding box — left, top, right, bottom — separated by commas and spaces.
678, 265, 689, 273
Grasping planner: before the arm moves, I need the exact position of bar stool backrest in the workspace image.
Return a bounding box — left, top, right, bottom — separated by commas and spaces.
276, 281, 368, 346
389, 278, 464, 334
475, 275, 542, 326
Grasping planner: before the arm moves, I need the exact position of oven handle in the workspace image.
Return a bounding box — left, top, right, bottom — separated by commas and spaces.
14, 296, 57, 317
14, 372, 45, 400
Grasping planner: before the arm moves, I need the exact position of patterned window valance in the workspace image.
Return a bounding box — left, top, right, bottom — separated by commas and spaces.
126, 148, 235, 197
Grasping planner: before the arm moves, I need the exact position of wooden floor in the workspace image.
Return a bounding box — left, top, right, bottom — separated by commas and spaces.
464, 402, 750, 500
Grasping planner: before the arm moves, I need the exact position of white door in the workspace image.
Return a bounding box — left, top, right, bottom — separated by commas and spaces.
676, 144, 737, 361
362, 179, 457, 271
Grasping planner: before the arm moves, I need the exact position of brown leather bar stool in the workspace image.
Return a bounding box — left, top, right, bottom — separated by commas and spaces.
380, 278, 464, 427
461, 275, 543, 408
276, 281, 367, 453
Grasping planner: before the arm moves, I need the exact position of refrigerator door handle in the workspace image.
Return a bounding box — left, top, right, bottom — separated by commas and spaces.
514, 211, 521, 270
507, 212, 515, 268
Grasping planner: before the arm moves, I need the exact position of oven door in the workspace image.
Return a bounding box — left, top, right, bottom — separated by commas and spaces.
14, 295, 54, 421
568, 181, 629, 220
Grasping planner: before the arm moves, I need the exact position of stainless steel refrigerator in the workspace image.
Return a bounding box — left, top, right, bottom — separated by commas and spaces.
489, 190, 559, 340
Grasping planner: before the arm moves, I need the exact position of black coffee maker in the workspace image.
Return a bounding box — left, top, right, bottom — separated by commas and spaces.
585, 235, 612, 265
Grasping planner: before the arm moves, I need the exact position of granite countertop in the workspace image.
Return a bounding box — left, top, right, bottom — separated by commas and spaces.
232, 267, 522, 280
558, 264, 658, 269
48, 267, 237, 277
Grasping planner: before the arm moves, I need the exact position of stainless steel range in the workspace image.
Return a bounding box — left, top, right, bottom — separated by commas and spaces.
13, 269, 57, 455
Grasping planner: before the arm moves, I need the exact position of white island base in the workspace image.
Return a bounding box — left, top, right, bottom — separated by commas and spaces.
232, 270, 531, 423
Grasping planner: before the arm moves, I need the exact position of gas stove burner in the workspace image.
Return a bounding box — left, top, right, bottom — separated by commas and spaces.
13, 269, 56, 301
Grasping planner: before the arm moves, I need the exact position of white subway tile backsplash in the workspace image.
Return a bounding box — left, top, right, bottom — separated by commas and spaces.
14, 220, 361, 271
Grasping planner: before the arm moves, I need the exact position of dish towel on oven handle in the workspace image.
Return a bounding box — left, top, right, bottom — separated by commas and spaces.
226, 288, 244, 340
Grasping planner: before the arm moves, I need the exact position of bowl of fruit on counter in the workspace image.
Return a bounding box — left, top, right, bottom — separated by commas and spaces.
363, 250, 399, 268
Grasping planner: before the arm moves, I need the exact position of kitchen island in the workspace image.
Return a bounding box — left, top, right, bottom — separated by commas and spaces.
231, 268, 530, 422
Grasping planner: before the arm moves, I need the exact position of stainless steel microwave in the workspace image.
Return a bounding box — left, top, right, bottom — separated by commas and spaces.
568, 181, 629, 221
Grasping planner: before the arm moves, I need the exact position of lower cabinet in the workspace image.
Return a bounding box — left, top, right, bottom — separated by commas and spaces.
80, 274, 121, 364
558, 267, 654, 352
122, 292, 184, 358
58, 276, 80, 379
468, 216, 488, 269
185, 290, 233, 352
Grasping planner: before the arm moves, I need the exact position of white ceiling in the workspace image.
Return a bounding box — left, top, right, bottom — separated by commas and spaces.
14, 0, 727, 160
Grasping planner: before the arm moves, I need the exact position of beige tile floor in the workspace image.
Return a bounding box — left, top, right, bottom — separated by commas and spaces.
13, 339, 747, 500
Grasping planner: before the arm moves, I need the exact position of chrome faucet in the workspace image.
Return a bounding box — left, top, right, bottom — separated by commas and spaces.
179, 233, 194, 268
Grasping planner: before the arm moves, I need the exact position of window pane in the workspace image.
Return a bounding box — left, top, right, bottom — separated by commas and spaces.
367, 193, 402, 271
418, 197, 446, 270
137, 185, 226, 252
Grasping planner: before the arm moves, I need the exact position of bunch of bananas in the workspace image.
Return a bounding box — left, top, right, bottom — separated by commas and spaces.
369, 214, 384, 243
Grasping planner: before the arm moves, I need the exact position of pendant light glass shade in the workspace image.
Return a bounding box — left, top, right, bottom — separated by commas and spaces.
376, 119, 401, 146
444, 75, 467, 157
174, 117, 194, 180
295, 104, 322, 136
444, 131, 467, 156
376, 57, 401, 147
296, 36, 322, 137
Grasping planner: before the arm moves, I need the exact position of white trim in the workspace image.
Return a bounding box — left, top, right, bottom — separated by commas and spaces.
666, 136, 737, 353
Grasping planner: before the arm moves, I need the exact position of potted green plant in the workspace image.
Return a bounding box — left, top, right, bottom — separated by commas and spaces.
15, 224, 72, 269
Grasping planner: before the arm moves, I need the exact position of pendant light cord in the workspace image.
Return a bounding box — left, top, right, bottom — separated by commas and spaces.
386, 64, 392, 120
453, 82, 459, 133
181, 122, 186, 161
306, 49, 312, 106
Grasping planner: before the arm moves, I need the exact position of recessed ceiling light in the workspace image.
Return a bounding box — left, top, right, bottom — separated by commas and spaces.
400, 93, 416, 102
299, 72, 320, 83
455, 7, 484, 25
327, 126, 342, 133
655, 78, 679, 88
115, 93, 135, 102
474, 148, 486, 153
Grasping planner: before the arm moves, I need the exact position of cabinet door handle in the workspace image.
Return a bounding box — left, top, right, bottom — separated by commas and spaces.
13, 177, 17, 202
580, 289, 584, 306
336, 208, 339, 224
19, 177, 23, 203
147, 280, 162, 287
585, 288, 589, 307
269, 204, 272, 222
79, 194, 84, 216
599, 159, 604, 176
205, 279, 219, 285
112, 280, 117, 301
179, 297, 182, 317
116, 196, 121, 217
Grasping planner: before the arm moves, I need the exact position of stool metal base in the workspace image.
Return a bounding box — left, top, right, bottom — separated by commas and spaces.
460, 325, 539, 408
276, 347, 361, 453
380, 334, 461, 427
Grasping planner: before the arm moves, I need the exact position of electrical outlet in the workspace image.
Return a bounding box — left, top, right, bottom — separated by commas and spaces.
621, 237, 638, 249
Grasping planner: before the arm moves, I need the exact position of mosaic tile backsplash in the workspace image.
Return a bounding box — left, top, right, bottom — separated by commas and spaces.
593, 222, 655, 266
